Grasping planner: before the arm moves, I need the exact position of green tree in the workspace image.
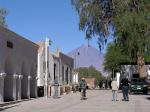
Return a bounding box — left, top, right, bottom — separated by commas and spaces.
104, 43, 130, 75
71, 0, 150, 78
71, 0, 112, 46
76, 66, 104, 84
104, 42, 150, 78
0, 8, 8, 27
113, 0, 150, 77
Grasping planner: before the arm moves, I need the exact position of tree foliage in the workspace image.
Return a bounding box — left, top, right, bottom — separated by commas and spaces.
71, 0, 150, 50
113, 0, 150, 61
104, 42, 150, 75
0, 8, 8, 27
71, 0, 150, 77
104, 43, 130, 72
76, 66, 105, 83
71, 0, 114, 47
113, 0, 150, 77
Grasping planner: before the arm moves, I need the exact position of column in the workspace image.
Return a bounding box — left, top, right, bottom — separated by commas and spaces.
0, 73, 6, 102
4, 74, 17, 101
27, 76, 32, 99
21, 75, 31, 99
16, 75, 23, 100
12, 74, 18, 101
30, 76, 37, 98
68, 68, 71, 84
59, 63, 62, 85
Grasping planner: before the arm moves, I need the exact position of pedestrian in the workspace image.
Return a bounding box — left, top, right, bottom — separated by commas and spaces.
79, 78, 87, 100
98, 81, 102, 89
102, 81, 105, 89
121, 77, 130, 101
109, 79, 112, 89
111, 78, 118, 101
105, 80, 108, 89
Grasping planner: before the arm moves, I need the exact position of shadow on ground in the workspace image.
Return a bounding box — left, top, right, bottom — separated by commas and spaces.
145, 97, 150, 100
0, 98, 39, 111
0, 104, 20, 111
0, 98, 38, 107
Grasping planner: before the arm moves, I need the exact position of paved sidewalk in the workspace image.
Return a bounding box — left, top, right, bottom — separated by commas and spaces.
1, 90, 150, 112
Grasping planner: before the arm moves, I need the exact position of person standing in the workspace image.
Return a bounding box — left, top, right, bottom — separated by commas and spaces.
109, 79, 112, 89
79, 78, 87, 100
111, 78, 118, 101
98, 81, 102, 89
121, 77, 130, 101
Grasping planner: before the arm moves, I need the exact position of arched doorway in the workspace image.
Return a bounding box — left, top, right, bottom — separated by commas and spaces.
66, 67, 69, 84
30, 64, 37, 98
21, 62, 29, 99
4, 57, 15, 101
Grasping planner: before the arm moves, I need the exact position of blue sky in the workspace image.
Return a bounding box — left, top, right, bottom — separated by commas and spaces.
0, 0, 112, 53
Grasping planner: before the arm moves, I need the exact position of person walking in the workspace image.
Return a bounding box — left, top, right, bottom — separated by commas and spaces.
109, 79, 112, 89
121, 77, 130, 101
79, 78, 87, 100
111, 78, 118, 101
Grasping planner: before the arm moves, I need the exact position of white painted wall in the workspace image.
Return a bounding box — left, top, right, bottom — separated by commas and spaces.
0, 26, 38, 102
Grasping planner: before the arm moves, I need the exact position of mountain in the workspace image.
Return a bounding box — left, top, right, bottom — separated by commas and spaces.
67, 44, 106, 76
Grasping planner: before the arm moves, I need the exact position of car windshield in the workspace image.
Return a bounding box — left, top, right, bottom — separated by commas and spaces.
131, 79, 143, 82
131, 78, 147, 84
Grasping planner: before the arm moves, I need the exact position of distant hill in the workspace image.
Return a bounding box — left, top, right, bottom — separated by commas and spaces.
67, 44, 106, 76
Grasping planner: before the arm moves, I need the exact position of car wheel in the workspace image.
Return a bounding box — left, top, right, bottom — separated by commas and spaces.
143, 90, 148, 95
129, 90, 133, 95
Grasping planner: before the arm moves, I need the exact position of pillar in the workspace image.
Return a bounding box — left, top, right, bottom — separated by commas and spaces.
21, 75, 31, 99
16, 75, 23, 100
4, 74, 18, 101
12, 74, 18, 101
0, 73, 6, 102
30, 76, 37, 98
27, 76, 32, 99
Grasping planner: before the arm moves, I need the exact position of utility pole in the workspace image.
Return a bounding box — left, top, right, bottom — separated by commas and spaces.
74, 51, 79, 85
0, 8, 8, 27
45, 37, 51, 98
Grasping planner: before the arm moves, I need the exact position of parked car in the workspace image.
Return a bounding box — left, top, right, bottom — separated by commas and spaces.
129, 78, 148, 94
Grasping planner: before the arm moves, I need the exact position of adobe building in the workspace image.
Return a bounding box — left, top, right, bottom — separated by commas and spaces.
37, 42, 74, 97
0, 26, 38, 102
84, 78, 96, 89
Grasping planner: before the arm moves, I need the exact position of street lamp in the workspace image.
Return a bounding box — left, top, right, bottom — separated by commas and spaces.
45, 37, 51, 98
74, 51, 80, 83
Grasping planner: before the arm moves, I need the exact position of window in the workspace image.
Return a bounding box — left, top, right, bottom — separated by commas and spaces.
7, 41, 13, 48
66, 67, 69, 84
54, 64, 56, 81
62, 65, 64, 81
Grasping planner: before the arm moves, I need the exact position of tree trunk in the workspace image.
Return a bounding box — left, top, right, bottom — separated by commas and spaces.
137, 54, 146, 78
